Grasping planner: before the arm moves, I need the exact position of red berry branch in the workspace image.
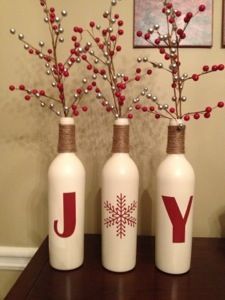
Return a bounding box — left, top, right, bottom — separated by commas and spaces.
136, 1, 225, 122
77, 0, 153, 119
9, 0, 91, 117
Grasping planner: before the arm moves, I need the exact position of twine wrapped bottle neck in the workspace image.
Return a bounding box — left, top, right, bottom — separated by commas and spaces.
58, 124, 76, 153
167, 125, 185, 154
112, 124, 129, 153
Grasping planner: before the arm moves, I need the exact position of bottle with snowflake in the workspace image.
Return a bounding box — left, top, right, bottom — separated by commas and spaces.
135, 1, 225, 274
80, 0, 150, 271
102, 118, 139, 272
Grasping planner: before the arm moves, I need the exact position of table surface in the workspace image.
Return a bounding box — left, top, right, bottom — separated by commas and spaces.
6, 235, 225, 300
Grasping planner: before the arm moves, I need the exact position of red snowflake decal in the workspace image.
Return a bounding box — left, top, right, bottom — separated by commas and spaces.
104, 193, 137, 239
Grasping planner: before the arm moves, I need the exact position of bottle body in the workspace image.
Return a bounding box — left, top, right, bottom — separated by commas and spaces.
48, 117, 85, 270
101, 118, 139, 272
156, 154, 195, 274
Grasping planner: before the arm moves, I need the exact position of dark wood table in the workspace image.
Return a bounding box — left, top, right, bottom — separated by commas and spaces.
6, 235, 225, 300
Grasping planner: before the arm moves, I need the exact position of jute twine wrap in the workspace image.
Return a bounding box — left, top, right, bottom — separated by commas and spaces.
58, 124, 76, 153
112, 125, 129, 153
167, 126, 185, 154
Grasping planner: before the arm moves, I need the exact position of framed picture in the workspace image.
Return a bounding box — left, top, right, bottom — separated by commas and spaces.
133, 0, 213, 48
222, 0, 225, 47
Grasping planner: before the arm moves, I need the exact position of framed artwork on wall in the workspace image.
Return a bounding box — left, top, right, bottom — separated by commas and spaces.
222, 0, 225, 47
133, 0, 213, 48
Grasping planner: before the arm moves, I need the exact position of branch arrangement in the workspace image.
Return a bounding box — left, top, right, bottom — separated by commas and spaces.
9, 0, 93, 117
77, 0, 153, 119
136, 0, 224, 122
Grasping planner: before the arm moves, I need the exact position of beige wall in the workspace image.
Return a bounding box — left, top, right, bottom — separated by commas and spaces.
0, 0, 225, 253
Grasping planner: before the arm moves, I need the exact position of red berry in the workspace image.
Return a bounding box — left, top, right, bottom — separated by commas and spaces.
203, 65, 209, 72
29, 49, 34, 54
106, 107, 112, 112
81, 54, 87, 60
19, 84, 25, 90
87, 64, 92, 70
50, 7, 55, 12
155, 114, 160, 119
205, 106, 212, 113
82, 106, 88, 112
114, 14, 119, 19
177, 28, 183, 36
72, 104, 77, 110
192, 74, 199, 81
218, 101, 224, 108
136, 31, 142, 37
135, 104, 141, 110
159, 48, 165, 54
9, 85, 15, 91
169, 107, 175, 113
32, 89, 38, 94
144, 33, 150, 40
166, 3, 173, 9
135, 75, 141, 81
180, 32, 186, 39
24, 95, 31, 101
116, 45, 122, 51
39, 90, 45, 96
78, 27, 83, 33
155, 38, 160, 45
218, 64, 225, 71
147, 69, 152, 75
120, 95, 125, 101
186, 12, 193, 19
73, 110, 79, 116
212, 65, 218, 71
89, 21, 95, 28
175, 10, 182, 17
63, 71, 69, 77
142, 106, 148, 112
171, 82, 176, 88
95, 37, 100, 43
118, 20, 123, 26
118, 29, 124, 35
136, 68, 141, 74
128, 113, 133, 119
184, 115, 190, 121
123, 76, 129, 81
169, 17, 175, 24
149, 106, 155, 111
110, 35, 117, 42
194, 113, 200, 120
164, 53, 170, 60
77, 88, 82, 94
100, 69, 106, 75
204, 112, 211, 118
199, 4, 206, 12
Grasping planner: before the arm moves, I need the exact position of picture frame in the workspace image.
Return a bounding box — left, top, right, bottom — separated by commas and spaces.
222, 0, 225, 47
133, 0, 213, 48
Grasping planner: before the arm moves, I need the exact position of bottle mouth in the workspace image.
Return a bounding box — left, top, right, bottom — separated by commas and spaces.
60, 117, 74, 125
114, 118, 129, 126
169, 118, 183, 127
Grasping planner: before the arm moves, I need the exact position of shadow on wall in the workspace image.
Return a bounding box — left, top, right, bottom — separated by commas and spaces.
219, 208, 225, 237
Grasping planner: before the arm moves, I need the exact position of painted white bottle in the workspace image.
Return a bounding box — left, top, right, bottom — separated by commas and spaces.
102, 118, 139, 272
155, 119, 195, 274
48, 117, 85, 270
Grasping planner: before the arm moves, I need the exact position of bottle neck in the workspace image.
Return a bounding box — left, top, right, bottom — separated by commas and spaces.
112, 124, 129, 153
166, 125, 185, 154
58, 123, 76, 153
